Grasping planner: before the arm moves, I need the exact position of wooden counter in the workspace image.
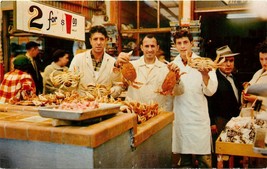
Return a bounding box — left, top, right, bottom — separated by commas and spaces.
0, 104, 174, 168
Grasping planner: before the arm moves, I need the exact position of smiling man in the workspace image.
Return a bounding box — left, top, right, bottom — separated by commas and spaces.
69, 25, 125, 98
116, 34, 184, 112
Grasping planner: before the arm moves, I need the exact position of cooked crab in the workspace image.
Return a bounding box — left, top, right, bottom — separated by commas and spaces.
121, 62, 143, 89
155, 60, 185, 95
156, 70, 177, 95
187, 53, 225, 70
80, 83, 111, 99
50, 70, 81, 90
120, 51, 143, 88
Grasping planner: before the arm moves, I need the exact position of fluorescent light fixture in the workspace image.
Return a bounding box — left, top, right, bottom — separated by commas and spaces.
227, 13, 258, 19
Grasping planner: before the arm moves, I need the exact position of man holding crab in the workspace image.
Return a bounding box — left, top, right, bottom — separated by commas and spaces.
171, 29, 218, 168
69, 25, 127, 98
115, 34, 184, 112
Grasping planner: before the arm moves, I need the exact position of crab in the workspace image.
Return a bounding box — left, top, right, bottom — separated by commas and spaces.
116, 51, 143, 89
187, 53, 225, 70
50, 70, 81, 90
155, 60, 185, 95
80, 83, 111, 99
121, 62, 143, 89
157, 70, 177, 95
156, 70, 185, 95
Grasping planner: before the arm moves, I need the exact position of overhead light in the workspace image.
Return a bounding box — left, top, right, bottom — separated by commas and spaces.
226, 13, 258, 19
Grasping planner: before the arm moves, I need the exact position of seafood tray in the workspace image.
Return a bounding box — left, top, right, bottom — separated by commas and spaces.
38, 103, 121, 121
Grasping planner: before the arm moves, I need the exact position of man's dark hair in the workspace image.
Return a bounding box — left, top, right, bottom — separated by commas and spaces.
141, 34, 158, 45
173, 28, 193, 44
26, 41, 40, 50
256, 40, 267, 54
53, 49, 69, 62
89, 25, 108, 38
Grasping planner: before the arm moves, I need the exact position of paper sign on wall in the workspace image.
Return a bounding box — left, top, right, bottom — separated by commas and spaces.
15, 1, 85, 41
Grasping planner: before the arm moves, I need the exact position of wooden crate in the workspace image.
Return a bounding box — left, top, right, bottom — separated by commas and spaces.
216, 137, 267, 158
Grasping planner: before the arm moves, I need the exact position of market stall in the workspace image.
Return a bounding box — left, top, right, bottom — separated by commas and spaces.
216, 114, 267, 168
0, 103, 174, 168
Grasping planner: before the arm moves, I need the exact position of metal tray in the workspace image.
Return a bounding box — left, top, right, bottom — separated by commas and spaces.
38, 103, 121, 121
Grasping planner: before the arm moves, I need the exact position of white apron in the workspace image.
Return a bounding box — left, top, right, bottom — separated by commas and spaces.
172, 53, 218, 154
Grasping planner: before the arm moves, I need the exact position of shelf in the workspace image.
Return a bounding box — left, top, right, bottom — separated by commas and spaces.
121, 27, 171, 34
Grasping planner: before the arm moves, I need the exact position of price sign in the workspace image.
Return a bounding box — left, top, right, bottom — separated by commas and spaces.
15, 1, 85, 41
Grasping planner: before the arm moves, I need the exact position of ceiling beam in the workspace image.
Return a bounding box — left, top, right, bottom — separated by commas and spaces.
158, 1, 178, 19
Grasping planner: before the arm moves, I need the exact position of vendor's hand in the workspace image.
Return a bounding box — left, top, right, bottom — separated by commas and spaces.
242, 91, 257, 103
242, 82, 250, 89
166, 62, 185, 82
115, 51, 131, 67
198, 67, 212, 75
198, 67, 211, 86
211, 125, 218, 134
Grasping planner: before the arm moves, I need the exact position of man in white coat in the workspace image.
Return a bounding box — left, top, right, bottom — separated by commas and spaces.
69, 25, 125, 98
115, 34, 184, 112
172, 29, 218, 168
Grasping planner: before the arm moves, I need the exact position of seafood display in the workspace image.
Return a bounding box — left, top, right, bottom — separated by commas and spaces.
219, 116, 267, 144
50, 70, 81, 90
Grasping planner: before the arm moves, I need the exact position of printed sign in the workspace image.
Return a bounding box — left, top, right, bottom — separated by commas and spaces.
15, 1, 85, 41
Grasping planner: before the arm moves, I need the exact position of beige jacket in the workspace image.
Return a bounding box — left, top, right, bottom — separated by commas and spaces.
69, 49, 122, 98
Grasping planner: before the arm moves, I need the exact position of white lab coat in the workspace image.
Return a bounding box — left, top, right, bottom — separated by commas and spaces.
69, 49, 122, 97
126, 56, 184, 112
172, 53, 218, 154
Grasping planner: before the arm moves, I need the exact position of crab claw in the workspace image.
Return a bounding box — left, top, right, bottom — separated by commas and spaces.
125, 79, 143, 89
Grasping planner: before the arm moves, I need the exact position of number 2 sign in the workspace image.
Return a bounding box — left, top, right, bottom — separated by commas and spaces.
15, 1, 85, 41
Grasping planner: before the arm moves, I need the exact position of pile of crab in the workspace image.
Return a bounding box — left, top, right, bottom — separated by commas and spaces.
79, 83, 112, 100
119, 101, 160, 124
11, 90, 96, 107
50, 70, 82, 91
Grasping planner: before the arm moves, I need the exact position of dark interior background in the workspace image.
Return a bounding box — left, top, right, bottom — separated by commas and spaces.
200, 13, 267, 83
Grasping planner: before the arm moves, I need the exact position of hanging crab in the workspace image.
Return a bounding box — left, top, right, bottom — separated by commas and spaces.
156, 70, 177, 95
121, 62, 143, 89
115, 51, 143, 89
50, 70, 81, 90
156, 60, 185, 95
187, 53, 225, 70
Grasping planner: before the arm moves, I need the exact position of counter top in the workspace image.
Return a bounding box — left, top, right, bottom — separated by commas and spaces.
0, 104, 174, 148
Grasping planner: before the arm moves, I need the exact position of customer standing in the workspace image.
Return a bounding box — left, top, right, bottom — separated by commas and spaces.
69, 25, 126, 98
207, 45, 242, 167
0, 56, 36, 103
17, 41, 43, 95
172, 29, 218, 168
207, 45, 242, 135
43, 49, 70, 94
243, 40, 267, 111
116, 34, 184, 112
